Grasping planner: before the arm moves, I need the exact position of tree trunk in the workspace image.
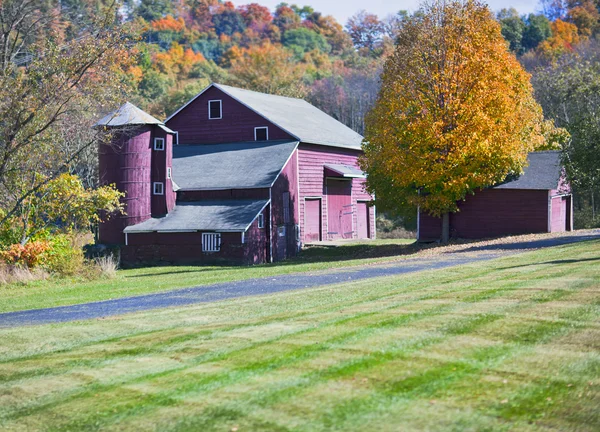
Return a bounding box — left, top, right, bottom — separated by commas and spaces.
441, 212, 450, 243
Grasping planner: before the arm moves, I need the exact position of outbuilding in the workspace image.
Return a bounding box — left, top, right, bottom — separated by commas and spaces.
418, 151, 573, 241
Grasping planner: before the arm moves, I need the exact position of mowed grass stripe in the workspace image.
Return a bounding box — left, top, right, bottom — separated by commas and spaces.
7, 270, 594, 430
0, 240, 598, 431
0, 256, 567, 423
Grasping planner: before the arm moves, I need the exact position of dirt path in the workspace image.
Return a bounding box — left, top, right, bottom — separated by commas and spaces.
1, 230, 598, 328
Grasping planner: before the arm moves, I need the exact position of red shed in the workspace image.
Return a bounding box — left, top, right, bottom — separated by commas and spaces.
97, 84, 375, 266
418, 151, 572, 241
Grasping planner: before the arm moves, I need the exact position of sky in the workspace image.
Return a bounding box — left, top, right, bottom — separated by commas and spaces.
230, 0, 541, 26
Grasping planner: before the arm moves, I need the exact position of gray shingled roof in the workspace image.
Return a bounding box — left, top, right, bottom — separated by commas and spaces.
124, 200, 269, 233
494, 151, 563, 190
172, 140, 298, 190
96, 102, 164, 127
166, 83, 364, 150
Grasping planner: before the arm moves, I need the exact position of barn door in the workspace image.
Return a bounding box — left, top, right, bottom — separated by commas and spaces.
326, 179, 352, 240
304, 198, 321, 242
357, 201, 370, 239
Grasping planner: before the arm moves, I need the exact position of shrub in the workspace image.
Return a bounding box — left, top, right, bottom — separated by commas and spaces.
0, 263, 49, 285
41, 234, 85, 276
0, 241, 51, 268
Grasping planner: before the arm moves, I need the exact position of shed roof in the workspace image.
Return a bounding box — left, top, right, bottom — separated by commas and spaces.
166, 83, 364, 150
124, 199, 269, 233
172, 140, 298, 190
494, 151, 563, 190
324, 163, 366, 178
96, 102, 165, 128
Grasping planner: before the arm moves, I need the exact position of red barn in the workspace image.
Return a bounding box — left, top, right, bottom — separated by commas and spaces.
97, 83, 374, 265
418, 151, 573, 241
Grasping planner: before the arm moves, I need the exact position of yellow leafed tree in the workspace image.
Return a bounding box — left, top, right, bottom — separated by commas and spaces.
360, 0, 547, 242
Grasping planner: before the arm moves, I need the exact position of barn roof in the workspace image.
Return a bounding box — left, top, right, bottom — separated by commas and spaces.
172, 140, 299, 190
95, 102, 169, 128
165, 83, 364, 150
124, 199, 269, 233
494, 151, 563, 190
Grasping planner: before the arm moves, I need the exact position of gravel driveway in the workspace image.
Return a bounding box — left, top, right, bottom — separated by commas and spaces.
1, 230, 598, 328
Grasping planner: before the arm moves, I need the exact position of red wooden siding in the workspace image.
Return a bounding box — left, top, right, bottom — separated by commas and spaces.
98, 126, 153, 245
165, 86, 295, 145
270, 149, 299, 260
122, 231, 245, 265
244, 213, 268, 264
419, 189, 552, 240
297, 144, 374, 243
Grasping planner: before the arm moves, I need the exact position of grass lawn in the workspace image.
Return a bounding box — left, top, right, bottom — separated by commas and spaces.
0, 239, 415, 314
0, 240, 598, 431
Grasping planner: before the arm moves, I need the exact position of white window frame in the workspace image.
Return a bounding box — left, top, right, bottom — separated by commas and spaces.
208, 99, 222, 120
258, 212, 264, 229
202, 232, 221, 252
167, 167, 172, 179
254, 126, 269, 141
153, 137, 165, 151
153, 182, 164, 195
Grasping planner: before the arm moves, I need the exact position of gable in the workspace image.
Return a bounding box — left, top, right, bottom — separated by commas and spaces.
165, 86, 294, 145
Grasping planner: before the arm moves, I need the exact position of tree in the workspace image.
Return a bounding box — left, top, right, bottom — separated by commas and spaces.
537, 19, 582, 59
135, 0, 173, 21
212, 8, 246, 36
345, 10, 384, 52
228, 42, 306, 97
361, 0, 547, 242
497, 8, 526, 54
532, 40, 600, 226
522, 13, 552, 51
0, 0, 134, 232
282, 27, 331, 56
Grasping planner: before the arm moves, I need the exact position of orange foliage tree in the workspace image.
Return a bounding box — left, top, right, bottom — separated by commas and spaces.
154, 42, 205, 80
538, 19, 582, 59
361, 0, 547, 242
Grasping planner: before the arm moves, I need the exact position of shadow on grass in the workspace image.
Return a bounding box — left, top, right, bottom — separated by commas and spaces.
497, 257, 600, 270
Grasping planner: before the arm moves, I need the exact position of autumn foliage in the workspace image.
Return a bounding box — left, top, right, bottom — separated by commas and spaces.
361, 0, 547, 240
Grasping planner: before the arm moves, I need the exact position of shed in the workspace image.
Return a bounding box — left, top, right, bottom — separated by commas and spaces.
418, 151, 572, 241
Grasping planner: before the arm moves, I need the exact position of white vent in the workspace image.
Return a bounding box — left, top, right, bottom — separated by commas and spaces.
202, 233, 221, 252
258, 212, 264, 229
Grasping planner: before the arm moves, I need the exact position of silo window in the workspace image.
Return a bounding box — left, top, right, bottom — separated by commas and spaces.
154, 137, 165, 151
153, 182, 164, 195
167, 167, 172, 179
208, 100, 222, 119
254, 127, 268, 141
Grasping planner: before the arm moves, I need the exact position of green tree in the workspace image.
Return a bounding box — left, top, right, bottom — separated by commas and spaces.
522, 13, 552, 51
135, 0, 173, 21
497, 8, 526, 53
361, 0, 547, 242
282, 28, 331, 57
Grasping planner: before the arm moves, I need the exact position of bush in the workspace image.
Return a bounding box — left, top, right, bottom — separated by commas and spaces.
0, 241, 51, 267
0, 263, 49, 285
94, 255, 118, 279
41, 234, 85, 276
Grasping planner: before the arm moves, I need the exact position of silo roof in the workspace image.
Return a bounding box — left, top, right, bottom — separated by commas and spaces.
95, 102, 164, 127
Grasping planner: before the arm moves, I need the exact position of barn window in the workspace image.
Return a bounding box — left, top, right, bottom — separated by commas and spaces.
153, 137, 165, 151
258, 212, 264, 229
282, 191, 290, 224
208, 100, 222, 119
254, 126, 268, 141
153, 182, 164, 195
202, 233, 221, 252
167, 167, 172, 179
